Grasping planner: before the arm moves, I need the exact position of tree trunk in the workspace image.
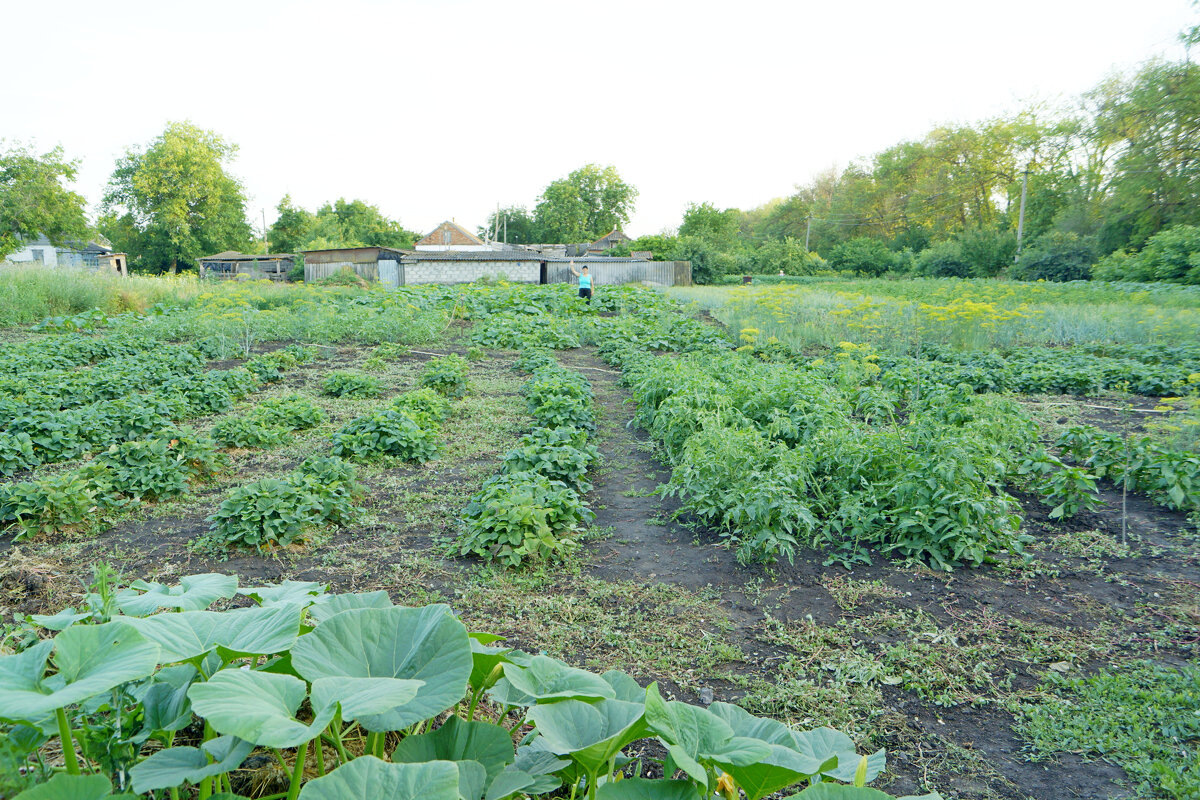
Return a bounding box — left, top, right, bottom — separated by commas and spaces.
170, 258, 177, 274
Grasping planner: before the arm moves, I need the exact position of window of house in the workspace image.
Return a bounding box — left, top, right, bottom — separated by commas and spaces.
442, 230, 453, 244
31, 249, 44, 263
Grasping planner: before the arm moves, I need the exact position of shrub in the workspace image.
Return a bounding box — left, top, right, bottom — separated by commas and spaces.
419, 354, 470, 399
211, 415, 288, 449
0, 472, 102, 540
826, 237, 895, 276
914, 240, 972, 278
254, 394, 326, 430
458, 471, 592, 566
751, 237, 826, 275
93, 438, 191, 500
391, 388, 452, 426
330, 409, 439, 462
1138, 224, 1200, 284
667, 236, 735, 284
466, 345, 487, 361
501, 428, 599, 491
1092, 249, 1151, 282
206, 457, 361, 550
321, 371, 382, 398
1011, 232, 1095, 282
956, 227, 1017, 277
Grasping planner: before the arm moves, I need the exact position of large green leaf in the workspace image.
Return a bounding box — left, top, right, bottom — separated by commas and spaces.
502, 655, 616, 703
527, 698, 647, 776
116, 573, 238, 616
784, 785, 944, 800
601, 670, 647, 703
12, 773, 126, 800
789, 726, 886, 785
705, 702, 849, 798
469, 636, 513, 693
456, 759, 488, 800
296, 756, 462, 800
596, 778, 704, 800
291, 605, 472, 730
307, 590, 392, 622
643, 684, 768, 785
309, 676, 423, 722
27, 608, 92, 631
187, 668, 334, 748
128, 735, 254, 793
0, 624, 160, 721
485, 676, 536, 708
240, 580, 327, 607
136, 664, 197, 735
392, 716, 515, 782
119, 604, 304, 663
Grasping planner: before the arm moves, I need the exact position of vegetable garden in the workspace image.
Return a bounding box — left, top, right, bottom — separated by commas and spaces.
0, 272, 1197, 800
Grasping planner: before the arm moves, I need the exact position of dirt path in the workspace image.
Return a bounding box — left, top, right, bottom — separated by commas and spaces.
560, 347, 1196, 800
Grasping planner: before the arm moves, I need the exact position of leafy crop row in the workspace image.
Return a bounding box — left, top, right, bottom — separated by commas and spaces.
0, 572, 932, 800
459, 353, 598, 566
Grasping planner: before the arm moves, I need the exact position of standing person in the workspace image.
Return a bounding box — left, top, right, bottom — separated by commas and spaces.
569, 260, 593, 304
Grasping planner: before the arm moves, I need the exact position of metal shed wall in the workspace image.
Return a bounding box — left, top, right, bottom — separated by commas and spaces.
305, 261, 379, 283
545, 260, 691, 287
402, 260, 541, 285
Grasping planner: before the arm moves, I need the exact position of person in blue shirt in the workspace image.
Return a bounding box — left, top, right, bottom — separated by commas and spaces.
569, 261, 593, 304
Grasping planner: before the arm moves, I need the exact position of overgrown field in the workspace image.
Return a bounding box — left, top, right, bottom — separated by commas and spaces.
0, 274, 1198, 800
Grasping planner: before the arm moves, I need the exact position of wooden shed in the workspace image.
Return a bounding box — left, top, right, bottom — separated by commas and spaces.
199, 252, 296, 281
301, 246, 407, 285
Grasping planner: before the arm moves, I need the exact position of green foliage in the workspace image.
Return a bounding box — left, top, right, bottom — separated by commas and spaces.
210, 414, 287, 448
458, 471, 591, 566
501, 428, 599, 492
534, 164, 638, 243
1054, 424, 1199, 513
100, 121, 252, 273
205, 457, 362, 550
0, 572, 903, 800
680, 202, 742, 252
0, 143, 89, 260
255, 394, 326, 430
667, 236, 734, 284
751, 237, 826, 275
1093, 225, 1200, 284
391, 388, 452, 426
479, 205, 541, 245
1016, 662, 1200, 799
330, 409, 439, 462
419, 354, 470, 399
1011, 232, 1095, 282
956, 227, 1017, 277
321, 371, 382, 398
827, 238, 895, 276
0, 471, 102, 540
914, 240, 972, 278
1018, 451, 1102, 519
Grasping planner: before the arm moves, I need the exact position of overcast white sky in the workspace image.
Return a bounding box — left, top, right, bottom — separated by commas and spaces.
3, 0, 1195, 238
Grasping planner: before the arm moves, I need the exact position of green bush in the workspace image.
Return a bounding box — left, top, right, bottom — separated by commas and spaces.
1139, 224, 1200, 284
206, 457, 361, 550
826, 237, 896, 276
914, 240, 972, 278
254, 394, 326, 430
751, 237, 826, 275
458, 471, 592, 566
419, 354, 470, 399
321, 371, 382, 398
1011, 232, 1095, 282
330, 409, 439, 462
956, 227, 1017, 277
0, 472, 103, 540
501, 427, 599, 491
391, 388, 452, 426
210, 415, 287, 449
93, 438, 191, 500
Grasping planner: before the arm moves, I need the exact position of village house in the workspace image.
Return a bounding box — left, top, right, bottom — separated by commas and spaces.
3, 235, 113, 269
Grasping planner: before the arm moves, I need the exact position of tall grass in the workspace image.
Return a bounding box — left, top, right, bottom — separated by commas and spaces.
671, 279, 1200, 352
0, 267, 203, 325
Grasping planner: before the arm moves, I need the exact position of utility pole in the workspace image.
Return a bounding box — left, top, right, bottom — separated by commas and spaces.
804, 214, 812, 251
1014, 166, 1030, 263
262, 209, 268, 254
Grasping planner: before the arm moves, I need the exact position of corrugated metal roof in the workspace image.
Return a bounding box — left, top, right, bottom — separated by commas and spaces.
397, 250, 650, 264
199, 251, 295, 261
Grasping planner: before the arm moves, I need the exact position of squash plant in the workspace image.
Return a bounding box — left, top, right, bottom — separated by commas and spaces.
1, 573, 940, 800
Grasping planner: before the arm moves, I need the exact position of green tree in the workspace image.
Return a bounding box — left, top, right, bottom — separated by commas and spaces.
100, 122, 252, 273
0, 143, 89, 260
679, 202, 741, 251
307, 198, 417, 249
826, 237, 896, 276
479, 206, 541, 244
268, 194, 315, 253
534, 164, 637, 242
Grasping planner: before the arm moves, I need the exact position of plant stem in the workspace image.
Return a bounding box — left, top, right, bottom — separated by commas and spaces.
315, 737, 326, 776
467, 688, 481, 721
54, 707, 81, 775
286, 740, 309, 800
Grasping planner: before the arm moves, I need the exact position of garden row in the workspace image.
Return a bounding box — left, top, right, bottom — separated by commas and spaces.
1, 572, 931, 800
457, 351, 599, 566
201, 354, 470, 552
0, 347, 318, 539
